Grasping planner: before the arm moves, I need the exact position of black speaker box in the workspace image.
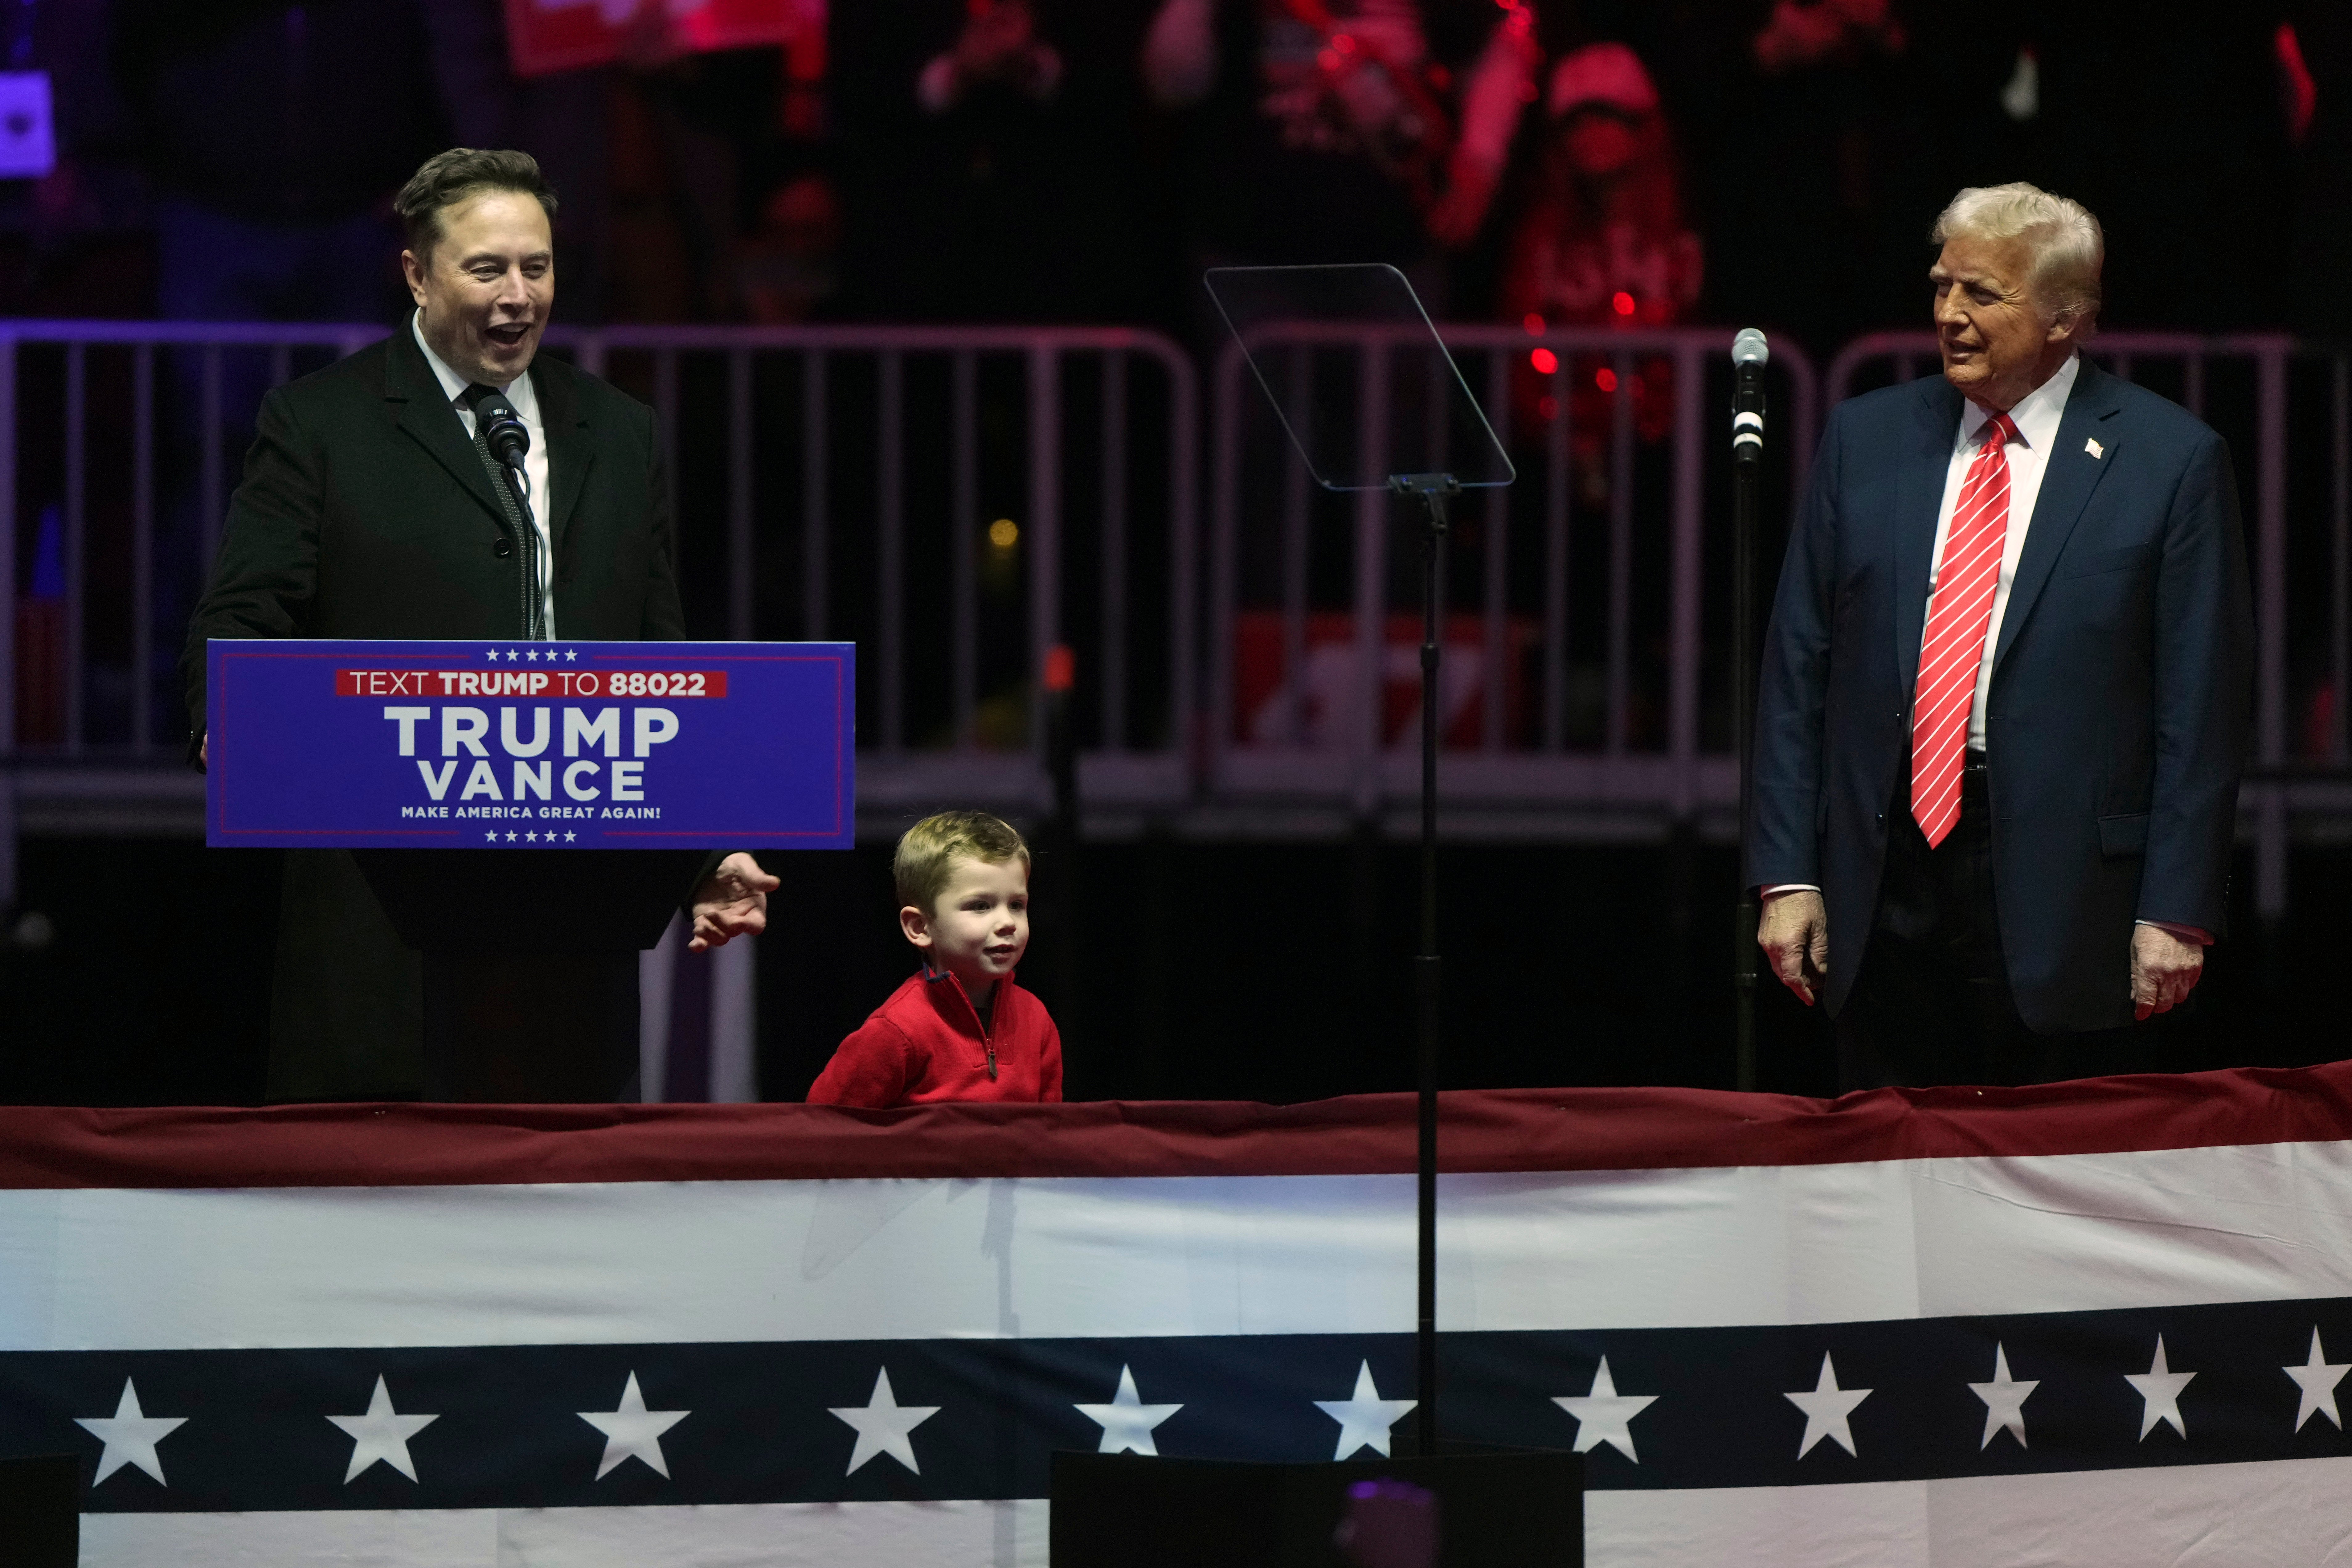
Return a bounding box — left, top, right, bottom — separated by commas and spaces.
1049, 1448, 1581, 1568
0, 1454, 79, 1568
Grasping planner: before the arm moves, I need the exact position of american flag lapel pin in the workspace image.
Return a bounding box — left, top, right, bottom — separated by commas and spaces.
2085, 437, 2104, 459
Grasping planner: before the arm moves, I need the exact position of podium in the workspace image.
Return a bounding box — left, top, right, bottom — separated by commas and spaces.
206, 638, 855, 1099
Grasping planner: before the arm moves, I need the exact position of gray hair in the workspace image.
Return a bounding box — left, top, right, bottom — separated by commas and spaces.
1931, 182, 2104, 330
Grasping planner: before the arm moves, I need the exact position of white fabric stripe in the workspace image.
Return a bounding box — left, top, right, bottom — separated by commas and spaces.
69, 1458, 2352, 1567
14, 1139, 2352, 1350
80, 1499, 1050, 1568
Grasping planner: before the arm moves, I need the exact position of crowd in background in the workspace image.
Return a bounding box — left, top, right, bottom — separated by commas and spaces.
0, 0, 2345, 360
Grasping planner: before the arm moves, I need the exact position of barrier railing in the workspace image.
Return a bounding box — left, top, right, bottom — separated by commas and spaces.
1829, 332, 2333, 923
1, 320, 2334, 920
0, 321, 1199, 904
1207, 323, 1819, 835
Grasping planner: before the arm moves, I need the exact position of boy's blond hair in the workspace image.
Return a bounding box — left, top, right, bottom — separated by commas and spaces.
894, 811, 1030, 915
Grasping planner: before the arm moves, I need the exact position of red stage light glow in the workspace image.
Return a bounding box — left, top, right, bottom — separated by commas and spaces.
1612, 291, 1636, 317
1530, 348, 1558, 375
1596, 367, 1619, 392
1522, 312, 1545, 336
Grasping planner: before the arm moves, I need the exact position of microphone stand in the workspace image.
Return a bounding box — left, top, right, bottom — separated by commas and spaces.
1731, 343, 1766, 1092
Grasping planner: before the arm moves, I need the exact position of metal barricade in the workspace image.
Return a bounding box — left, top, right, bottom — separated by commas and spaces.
1207, 323, 1819, 837
0, 321, 1199, 906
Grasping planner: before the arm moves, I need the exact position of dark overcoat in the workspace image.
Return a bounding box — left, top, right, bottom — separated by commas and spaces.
182, 320, 685, 1098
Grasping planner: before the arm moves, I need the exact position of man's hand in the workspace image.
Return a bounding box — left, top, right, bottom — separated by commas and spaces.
2130, 924, 2205, 1020
689, 852, 780, 953
1757, 889, 1830, 1006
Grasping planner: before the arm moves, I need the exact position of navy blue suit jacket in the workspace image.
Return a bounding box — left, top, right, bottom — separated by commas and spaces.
1744, 359, 2253, 1032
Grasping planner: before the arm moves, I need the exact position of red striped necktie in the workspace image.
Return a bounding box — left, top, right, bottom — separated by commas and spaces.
1910, 410, 2021, 848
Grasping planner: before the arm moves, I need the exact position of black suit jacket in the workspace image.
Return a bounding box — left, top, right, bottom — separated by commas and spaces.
1745, 359, 2253, 1033
181, 321, 686, 1099
183, 320, 683, 729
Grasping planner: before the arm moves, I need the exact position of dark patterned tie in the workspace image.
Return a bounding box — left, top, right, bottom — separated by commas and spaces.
459, 383, 544, 639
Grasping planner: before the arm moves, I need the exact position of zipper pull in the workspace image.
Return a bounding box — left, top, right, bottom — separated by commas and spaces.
986, 1044, 998, 1082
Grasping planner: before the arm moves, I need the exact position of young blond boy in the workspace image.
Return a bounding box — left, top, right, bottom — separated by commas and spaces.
805, 811, 1064, 1107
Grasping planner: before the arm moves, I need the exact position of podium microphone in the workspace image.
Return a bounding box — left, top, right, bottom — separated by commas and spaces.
1731, 328, 1768, 468
472, 391, 531, 485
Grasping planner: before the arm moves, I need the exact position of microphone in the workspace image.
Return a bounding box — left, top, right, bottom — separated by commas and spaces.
472, 390, 530, 477
1731, 328, 1769, 469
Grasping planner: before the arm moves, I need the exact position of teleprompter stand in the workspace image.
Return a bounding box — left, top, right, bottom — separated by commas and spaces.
1044, 265, 1577, 1568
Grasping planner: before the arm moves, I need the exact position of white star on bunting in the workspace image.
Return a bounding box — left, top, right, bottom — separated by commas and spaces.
1313, 1361, 1416, 1460
1967, 1343, 2038, 1450
832, 1368, 939, 1474
526, 648, 540, 662
2285, 1329, 2350, 1432
75, 1378, 187, 1485
2126, 1335, 2195, 1440
565, 648, 578, 661
1075, 1365, 1183, 1456
577, 1372, 689, 1479
486, 648, 501, 660
506, 648, 520, 661
328, 1375, 439, 1483
1552, 1355, 1657, 1462
1784, 1353, 1871, 1458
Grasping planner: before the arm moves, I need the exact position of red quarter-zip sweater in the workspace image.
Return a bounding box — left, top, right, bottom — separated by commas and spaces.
805, 966, 1063, 1107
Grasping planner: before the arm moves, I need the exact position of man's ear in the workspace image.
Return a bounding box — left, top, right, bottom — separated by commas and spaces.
400, 249, 429, 308
899, 904, 933, 949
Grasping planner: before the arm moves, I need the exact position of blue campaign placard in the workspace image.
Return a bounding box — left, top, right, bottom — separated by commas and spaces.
206, 639, 855, 850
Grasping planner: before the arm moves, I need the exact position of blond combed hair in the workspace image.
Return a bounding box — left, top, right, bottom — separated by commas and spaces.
894, 810, 1030, 915
1932, 181, 2105, 331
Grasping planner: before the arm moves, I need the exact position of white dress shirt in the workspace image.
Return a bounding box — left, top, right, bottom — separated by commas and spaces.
411, 311, 556, 638
1924, 352, 2079, 751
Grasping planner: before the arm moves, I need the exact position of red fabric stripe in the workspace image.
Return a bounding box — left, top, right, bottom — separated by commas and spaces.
1, 1064, 2350, 1189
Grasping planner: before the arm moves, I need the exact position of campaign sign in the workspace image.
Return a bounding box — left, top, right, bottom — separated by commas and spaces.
206, 639, 853, 850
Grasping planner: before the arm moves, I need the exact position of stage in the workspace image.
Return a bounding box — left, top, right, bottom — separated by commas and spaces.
5, 1065, 2352, 1565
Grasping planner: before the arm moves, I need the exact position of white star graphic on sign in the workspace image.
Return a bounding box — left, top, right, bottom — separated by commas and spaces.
2126, 1335, 2195, 1440
1551, 1355, 1657, 1463
327, 1376, 439, 1483
484, 831, 497, 842
486, 647, 501, 660
1784, 1353, 1871, 1458
832, 1368, 940, 1475
76, 1378, 187, 1485
505, 832, 517, 842
525, 831, 538, 842
526, 648, 541, 662
577, 1372, 689, 1480
564, 832, 576, 842
1967, 1343, 2038, 1450
1075, 1364, 1184, 1456
2285, 1329, 2350, 1432
507, 649, 521, 661
1314, 1361, 1417, 1460
565, 648, 578, 661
